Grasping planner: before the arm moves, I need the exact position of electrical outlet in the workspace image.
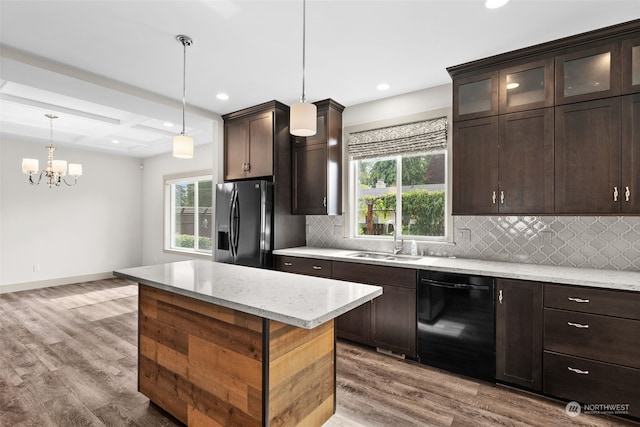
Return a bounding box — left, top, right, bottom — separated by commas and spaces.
33, 264, 40, 273
457, 228, 471, 242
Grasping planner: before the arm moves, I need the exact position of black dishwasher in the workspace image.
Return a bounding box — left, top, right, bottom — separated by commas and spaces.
417, 270, 495, 382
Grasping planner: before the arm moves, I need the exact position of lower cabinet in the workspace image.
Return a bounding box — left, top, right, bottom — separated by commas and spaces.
275, 255, 417, 358
495, 279, 543, 391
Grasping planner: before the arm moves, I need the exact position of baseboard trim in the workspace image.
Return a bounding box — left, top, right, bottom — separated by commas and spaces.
0, 272, 116, 294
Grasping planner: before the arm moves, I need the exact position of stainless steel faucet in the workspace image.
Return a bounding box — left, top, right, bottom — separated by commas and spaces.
393, 220, 403, 254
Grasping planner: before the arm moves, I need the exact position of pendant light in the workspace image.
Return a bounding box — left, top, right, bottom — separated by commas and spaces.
173, 34, 194, 158
290, 0, 317, 137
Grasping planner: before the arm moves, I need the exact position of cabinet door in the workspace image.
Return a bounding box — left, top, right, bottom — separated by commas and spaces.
452, 117, 499, 214
372, 284, 416, 357
495, 279, 543, 391
498, 108, 554, 213
336, 303, 371, 345
499, 58, 554, 114
293, 110, 327, 148
246, 111, 273, 178
292, 145, 328, 215
622, 36, 640, 95
555, 43, 621, 105
453, 71, 499, 121
224, 119, 248, 181
622, 93, 640, 213
555, 98, 621, 214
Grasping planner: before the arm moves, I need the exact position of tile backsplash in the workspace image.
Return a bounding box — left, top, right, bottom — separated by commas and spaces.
305, 215, 640, 272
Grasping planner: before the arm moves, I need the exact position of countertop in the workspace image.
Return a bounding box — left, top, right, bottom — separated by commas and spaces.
114, 260, 382, 330
273, 247, 640, 292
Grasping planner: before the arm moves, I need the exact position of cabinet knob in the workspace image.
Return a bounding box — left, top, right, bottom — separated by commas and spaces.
567, 367, 589, 375
492, 191, 497, 204
625, 186, 631, 202
613, 186, 619, 202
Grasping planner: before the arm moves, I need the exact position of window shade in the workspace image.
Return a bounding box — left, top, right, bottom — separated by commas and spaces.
347, 117, 447, 160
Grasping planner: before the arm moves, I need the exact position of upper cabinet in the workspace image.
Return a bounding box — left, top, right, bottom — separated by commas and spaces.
453, 71, 498, 121
222, 101, 289, 182
622, 36, 640, 94
448, 19, 640, 216
292, 99, 345, 215
555, 43, 621, 105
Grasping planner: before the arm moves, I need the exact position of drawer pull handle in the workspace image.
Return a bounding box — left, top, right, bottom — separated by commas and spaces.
567, 297, 589, 303
284, 262, 292, 266
312, 266, 322, 270
568, 367, 589, 375
567, 321, 589, 329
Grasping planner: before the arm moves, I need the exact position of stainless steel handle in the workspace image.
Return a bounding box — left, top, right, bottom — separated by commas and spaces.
613, 186, 619, 202
567, 321, 589, 329
568, 367, 589, 375
500, 191, 504, 204
498, 289, 503, 304
245, 162, 250, 172
492, 191, 496, 204
284, 262, 292, 266
568, 297, 589, 303
625, 186, 630, 202
312, 266, 322, 270
323, 196, 327, 207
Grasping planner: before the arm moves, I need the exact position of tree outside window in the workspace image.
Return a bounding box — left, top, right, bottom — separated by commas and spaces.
166, 176, 212, 254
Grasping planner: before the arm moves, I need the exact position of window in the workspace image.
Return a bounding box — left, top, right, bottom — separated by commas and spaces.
349, 117, 447, 241
164, 174, 212, 255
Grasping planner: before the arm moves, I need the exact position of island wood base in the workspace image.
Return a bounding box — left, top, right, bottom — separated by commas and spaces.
138, 284, 336, 426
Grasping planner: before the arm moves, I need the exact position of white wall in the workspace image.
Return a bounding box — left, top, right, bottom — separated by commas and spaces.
141, 142, 217, 266
0, 137, 143, 290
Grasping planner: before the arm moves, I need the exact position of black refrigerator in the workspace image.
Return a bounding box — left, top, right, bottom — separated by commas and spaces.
215, 180, 274, 268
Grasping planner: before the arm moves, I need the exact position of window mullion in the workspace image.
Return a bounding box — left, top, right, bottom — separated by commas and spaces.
194, 182, 200, 250
396, 155, 403, 238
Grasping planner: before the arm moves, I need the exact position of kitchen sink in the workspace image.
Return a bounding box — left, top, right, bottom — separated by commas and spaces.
344, 251, 422, 262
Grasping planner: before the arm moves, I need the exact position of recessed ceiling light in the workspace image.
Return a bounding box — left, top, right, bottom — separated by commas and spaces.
111, 139, 120, 144
506, 82, 520, 90
216, 93, 230, 100
485, 0, 509, 9
376, 83, 390, 91
163, 122, 173, 127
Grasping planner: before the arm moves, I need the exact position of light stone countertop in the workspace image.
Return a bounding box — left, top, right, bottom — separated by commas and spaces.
114, 259, 382, 330
273, 247, 640, 293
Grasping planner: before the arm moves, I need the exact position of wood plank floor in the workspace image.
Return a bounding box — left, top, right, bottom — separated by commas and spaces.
0, 278, 637, 427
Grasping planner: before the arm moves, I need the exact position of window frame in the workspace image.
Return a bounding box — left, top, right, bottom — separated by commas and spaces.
344, 108, 453, 244
163, 171, 213, 258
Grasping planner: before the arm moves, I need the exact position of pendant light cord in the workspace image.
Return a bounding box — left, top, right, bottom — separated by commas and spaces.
181, 39, 187, 136
301, 0, 307, 103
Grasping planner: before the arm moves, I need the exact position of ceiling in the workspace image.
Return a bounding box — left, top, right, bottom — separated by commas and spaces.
1, 1, 639, 158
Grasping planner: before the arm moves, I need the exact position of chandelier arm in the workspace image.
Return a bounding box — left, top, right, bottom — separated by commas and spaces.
28, 171, 44, 186
62, 175, 78, 187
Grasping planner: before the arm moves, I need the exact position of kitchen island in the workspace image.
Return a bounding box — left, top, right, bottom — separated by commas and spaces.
114, 260, 382, 427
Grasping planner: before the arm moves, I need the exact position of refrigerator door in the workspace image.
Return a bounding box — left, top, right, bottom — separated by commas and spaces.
215, 183, 235, 264
234, 180, 273, 268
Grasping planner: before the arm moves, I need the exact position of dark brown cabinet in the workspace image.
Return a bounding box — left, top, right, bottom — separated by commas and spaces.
275, 255, 331, 278
495, 279, 543, 391
223, 101, 290, 181
453, 71, 499, 121
499, 58, 554, 114
555, 98, 621, 214
622, 93, 640, 212
452, 108, 554, 215
292, 99, 344, 215
622, 36, 640, 94
555, 43, 621, 105
542, 283, 640, 418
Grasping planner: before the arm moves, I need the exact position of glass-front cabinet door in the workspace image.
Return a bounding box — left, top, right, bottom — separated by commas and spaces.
555, 43, 621, 104
499, 58, 554, 114
622, 37, 640, 94
453, 71, 498, 120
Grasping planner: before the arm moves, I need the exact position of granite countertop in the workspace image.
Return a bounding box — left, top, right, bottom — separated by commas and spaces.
114, 260, 382, 330
273, 247, 640, 293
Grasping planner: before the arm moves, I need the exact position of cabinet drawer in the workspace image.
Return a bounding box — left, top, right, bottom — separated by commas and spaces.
543, 351, 640, 418
544, 308, 640, 369
275, 256, 332, 278
544, 284, 640, 320
332, 261, 416, 288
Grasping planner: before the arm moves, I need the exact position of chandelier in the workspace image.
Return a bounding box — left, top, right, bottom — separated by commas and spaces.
21, 114, 83, 188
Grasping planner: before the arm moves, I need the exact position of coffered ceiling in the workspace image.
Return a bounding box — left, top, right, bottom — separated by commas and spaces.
1, 1, 638, 158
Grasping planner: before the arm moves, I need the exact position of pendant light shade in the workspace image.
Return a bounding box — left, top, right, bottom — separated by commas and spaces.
173, 134, 194, 158
290, 101, 317, 137
290, 0, 317, 137
174, 34, 194, 158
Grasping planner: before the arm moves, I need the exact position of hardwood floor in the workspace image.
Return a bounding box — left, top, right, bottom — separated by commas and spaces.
0, 278, 637, 427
